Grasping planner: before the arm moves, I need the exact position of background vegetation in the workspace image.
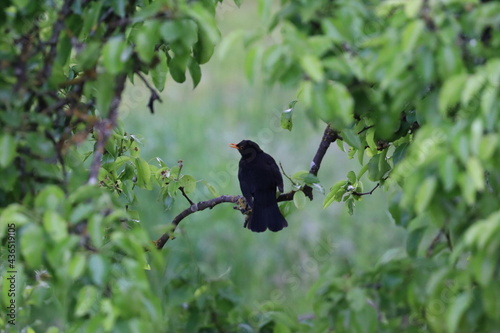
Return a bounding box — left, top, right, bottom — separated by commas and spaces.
1, 0, 499, 332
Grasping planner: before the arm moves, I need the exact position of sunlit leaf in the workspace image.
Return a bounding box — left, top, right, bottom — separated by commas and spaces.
0, 133, 16, 168
293, 190, 306, 210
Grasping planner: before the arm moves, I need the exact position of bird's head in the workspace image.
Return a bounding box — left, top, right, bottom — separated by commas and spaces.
229, 140, 263, 160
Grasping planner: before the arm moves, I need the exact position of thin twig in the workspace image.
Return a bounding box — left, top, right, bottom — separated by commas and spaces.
352, 183, 380, 196
279, 162, 297, 186
179, 187, 194, 206
136, 71, 163, 114
357, 125, 374, 135
426, 230, 443, 258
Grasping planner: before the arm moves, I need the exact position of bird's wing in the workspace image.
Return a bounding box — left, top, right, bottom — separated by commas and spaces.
238, 167, 254, 207
265, 154, 284, 193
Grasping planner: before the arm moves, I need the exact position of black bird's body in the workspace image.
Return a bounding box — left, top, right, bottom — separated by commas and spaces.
230, 140, 288, 232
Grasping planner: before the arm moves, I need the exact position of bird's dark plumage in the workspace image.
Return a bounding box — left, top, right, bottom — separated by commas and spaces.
230, 140, 288, 232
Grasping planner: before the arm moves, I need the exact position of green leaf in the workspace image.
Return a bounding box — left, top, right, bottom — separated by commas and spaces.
135, 21, 160, 63
439, 155, 458, 191
293, 190, 307, 210
404, 0, 422, 17
110, 0, 126, 17
188, 57, 202, 88
179, 175, 196, 194
347, 171, 357, 184
189, 3, 220, 65
135, 158, 152, 190
35, 185, 65, 212
20, 224, 45, 268
466, 157, 484, 191
151, 50, 168, 92
324, 180, 347, 208
392, 142, 409, 166
0, 205, 30, 238
406, 227, 425, 257
482, 283, 500, 319
45, 327, 61, 333
446, 292, 471, 333
95, 73, 116, 113
437, 45, 465, 78
68, 253, 87, 280
280, 106, 294, 131
462, 73, 486, 105
88, 215, 103, 248
341, 129, 363, 150
439, 74, 467, 114
402, 20, 424, 53
312, 81, 354, 126
365, 128, 377, 152
292, 171, 319, 185
415, 176, 437, 214
160, 19, 198, 48
89, 254, 107, 286
346, 197, 355, 215
43, 211, 68, 242
470, 253, 495, 287
244, 47, 263, 83
0, 133, 16, 168
186, 3, 220, 46
478, 134, 498, 161
102, 36, 129, 74
75, 285, 99, 317
347, 287, 366, 311
300, 54, 324, 82
367, 153, 390, 181
169, 54, 188, 83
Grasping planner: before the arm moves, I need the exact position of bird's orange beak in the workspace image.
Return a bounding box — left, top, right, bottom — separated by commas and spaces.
229, 143, 239, 149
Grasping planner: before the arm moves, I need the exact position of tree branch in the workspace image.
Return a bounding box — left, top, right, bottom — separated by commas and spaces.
136, 71, 162, 114
155, 123, 340, 249
303, 123, 340, 200
88, 74, 127, 185
179, 187, 195, 206
155, 195, 245, 249
352, 183, 380, 196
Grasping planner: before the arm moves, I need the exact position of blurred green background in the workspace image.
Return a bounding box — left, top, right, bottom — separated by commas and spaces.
121, 1, 405, 320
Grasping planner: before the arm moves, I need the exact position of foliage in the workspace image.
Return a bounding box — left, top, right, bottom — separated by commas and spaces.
0, 0, 239, 332
238, 0, 500, 331
1, 0, 500, 332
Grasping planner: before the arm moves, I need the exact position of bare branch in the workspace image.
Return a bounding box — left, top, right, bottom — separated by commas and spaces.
136, 71, 163, 114
154, 195, 245, 249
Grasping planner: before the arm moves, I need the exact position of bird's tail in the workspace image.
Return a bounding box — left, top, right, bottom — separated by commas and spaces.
247, 191, 288, 232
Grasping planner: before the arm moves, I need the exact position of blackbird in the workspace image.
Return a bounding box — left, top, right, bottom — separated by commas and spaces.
230, 140, 288, 232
